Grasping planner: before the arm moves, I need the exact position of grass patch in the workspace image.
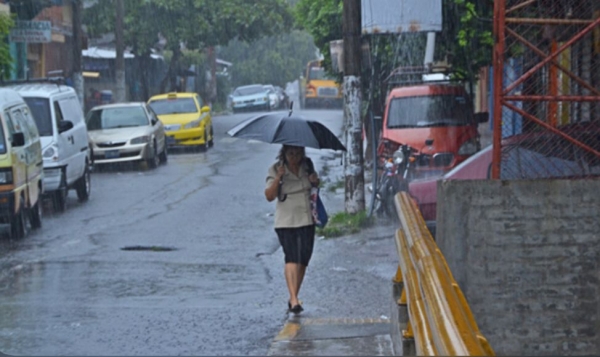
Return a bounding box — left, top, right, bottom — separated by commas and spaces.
316, 210, 373, 238
326, 179, 345, 193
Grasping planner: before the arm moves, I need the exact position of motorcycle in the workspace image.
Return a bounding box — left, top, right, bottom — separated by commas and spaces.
371, 144, 420, 218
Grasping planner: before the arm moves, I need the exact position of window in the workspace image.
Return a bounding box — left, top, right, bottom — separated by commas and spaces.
23, 97, 53, 136
58, 97, 84, 125
21, 106, 39, 138
11, 109, 31, 143
86, 106, 149, 130
148, 98, 198, 115
387, 95, 474, 129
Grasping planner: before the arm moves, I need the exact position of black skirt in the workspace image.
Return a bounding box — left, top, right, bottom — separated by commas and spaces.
275, 225, 315, 266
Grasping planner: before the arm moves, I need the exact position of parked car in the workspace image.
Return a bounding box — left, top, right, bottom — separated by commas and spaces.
86, 102, 168, 169
229, 84, 270, 113
274, 86, 289, 109
11, 83, 91, 212
0, 88, 43, 238
263, 84, 280, 110
409, 123, 600, 223
147, 92, 213, 151
377, 83, 488, 181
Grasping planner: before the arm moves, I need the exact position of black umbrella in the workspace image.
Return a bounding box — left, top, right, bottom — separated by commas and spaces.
226, 112, 346, 151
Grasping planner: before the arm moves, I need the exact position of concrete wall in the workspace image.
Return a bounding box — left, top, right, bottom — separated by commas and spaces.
436, 179, 600, 356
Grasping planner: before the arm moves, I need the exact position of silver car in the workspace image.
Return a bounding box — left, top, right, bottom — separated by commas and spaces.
86, 102, 168, 169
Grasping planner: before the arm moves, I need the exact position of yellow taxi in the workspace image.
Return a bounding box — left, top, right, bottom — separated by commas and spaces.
147, 92, 213, 150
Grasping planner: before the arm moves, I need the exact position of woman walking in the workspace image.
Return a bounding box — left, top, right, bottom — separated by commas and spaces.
265, 145, 319, 314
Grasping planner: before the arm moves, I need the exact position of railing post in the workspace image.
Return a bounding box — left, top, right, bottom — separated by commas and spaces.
391, 266, 407, 355
402, 322, 416, 356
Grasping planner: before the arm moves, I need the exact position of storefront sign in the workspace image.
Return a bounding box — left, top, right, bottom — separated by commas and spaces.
9, 20, 52, 43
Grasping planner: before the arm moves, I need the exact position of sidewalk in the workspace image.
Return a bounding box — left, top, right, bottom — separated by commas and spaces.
267, 315, 394, 356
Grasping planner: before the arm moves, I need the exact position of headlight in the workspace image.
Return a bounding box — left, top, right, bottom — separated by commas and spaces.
131, 136, 150, 144
0, 169, 13, 184
43, 145, 58, 161
458, 140, 479, 156
393, 150, 405, 165
184, 119, 201, 129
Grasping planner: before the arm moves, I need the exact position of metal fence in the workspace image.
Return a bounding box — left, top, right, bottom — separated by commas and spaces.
492, 0, 600, 179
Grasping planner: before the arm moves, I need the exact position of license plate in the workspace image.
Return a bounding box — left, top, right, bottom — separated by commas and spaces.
166, 136, 176, 145
105, 150, 119, 159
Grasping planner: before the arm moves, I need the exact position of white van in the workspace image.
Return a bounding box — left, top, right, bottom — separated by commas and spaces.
10, 83, 91, 212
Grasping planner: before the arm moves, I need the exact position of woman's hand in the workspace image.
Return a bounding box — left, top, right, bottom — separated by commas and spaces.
276, 165, 286, 181
308, 173, 320, 186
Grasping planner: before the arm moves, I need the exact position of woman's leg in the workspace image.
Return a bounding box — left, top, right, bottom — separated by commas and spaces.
285, 263, 301, 306
295, 264, 307, 297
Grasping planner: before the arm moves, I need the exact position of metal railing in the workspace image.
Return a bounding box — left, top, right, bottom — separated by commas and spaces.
392, 192, 494, 356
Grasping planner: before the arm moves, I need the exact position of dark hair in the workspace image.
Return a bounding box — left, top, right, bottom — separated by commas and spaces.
276, 145, 305, 165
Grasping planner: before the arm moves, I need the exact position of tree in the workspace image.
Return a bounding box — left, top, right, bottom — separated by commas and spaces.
219, 30, 316, 88
438, 0, 493, 86
294, 0, 342, 78
0, 13, 13, 80
84, 0, 294, 95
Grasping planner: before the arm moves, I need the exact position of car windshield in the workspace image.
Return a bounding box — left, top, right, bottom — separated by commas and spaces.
86, 106, 149, 130
148, 98, 197, 115
233, 86, 265, 96
22, 97, 53, 136
387, 95, 473, 128
308, 67, 334, 81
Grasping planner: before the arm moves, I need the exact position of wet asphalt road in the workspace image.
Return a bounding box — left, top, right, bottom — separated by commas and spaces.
0, 108, 398, 356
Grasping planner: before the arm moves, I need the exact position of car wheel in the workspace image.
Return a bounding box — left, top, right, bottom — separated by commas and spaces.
146, 142, 159, 169
208, 125, 214, 148
10, 203, 26, 239
159, 141, 168, 164
52, 176, 67, 213
30, 198, 42, 229
75, 163, 91, 202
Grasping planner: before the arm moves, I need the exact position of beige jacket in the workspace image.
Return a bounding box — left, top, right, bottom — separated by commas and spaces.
266, 162, 314, 228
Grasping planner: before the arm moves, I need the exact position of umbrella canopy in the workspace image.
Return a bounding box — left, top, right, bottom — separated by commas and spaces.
226, 112, 346, 151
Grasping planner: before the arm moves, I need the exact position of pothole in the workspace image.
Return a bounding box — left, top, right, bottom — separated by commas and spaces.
120, 245, 177, 252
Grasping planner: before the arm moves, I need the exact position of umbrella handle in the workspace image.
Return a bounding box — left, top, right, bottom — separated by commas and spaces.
288, 101, 293, 117
277, 180, 287, 202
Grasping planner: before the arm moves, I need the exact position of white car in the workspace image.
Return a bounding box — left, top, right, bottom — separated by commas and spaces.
87, 102, 168, 169
263, 84, 280, 109
12, 83, 91, 212
229, 84, 271, 113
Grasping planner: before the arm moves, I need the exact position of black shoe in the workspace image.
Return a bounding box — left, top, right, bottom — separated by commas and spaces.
288, 301, 292, 310
290, 304, 304, 314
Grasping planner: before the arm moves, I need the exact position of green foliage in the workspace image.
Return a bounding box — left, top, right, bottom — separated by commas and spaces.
316, 210, 373, 238
293, 0, 342, 76
219, 30, 315, 88
0, 13, 13, 80
326, 179, 344, 193
439, 0, 493, 82
84, 0, 295, 92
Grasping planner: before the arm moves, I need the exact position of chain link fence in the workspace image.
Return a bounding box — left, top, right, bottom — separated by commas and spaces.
493, 0, 600, 179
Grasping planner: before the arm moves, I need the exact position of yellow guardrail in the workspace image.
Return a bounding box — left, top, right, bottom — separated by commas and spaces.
393, 192, 495, 356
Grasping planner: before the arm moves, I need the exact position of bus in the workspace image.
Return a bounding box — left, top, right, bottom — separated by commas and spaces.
303, 60, 342, 109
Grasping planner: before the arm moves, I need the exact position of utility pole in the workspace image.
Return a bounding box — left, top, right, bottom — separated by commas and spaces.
71, 0, 84, 108
115, 0, 126, 103
342, 0, 364, 214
